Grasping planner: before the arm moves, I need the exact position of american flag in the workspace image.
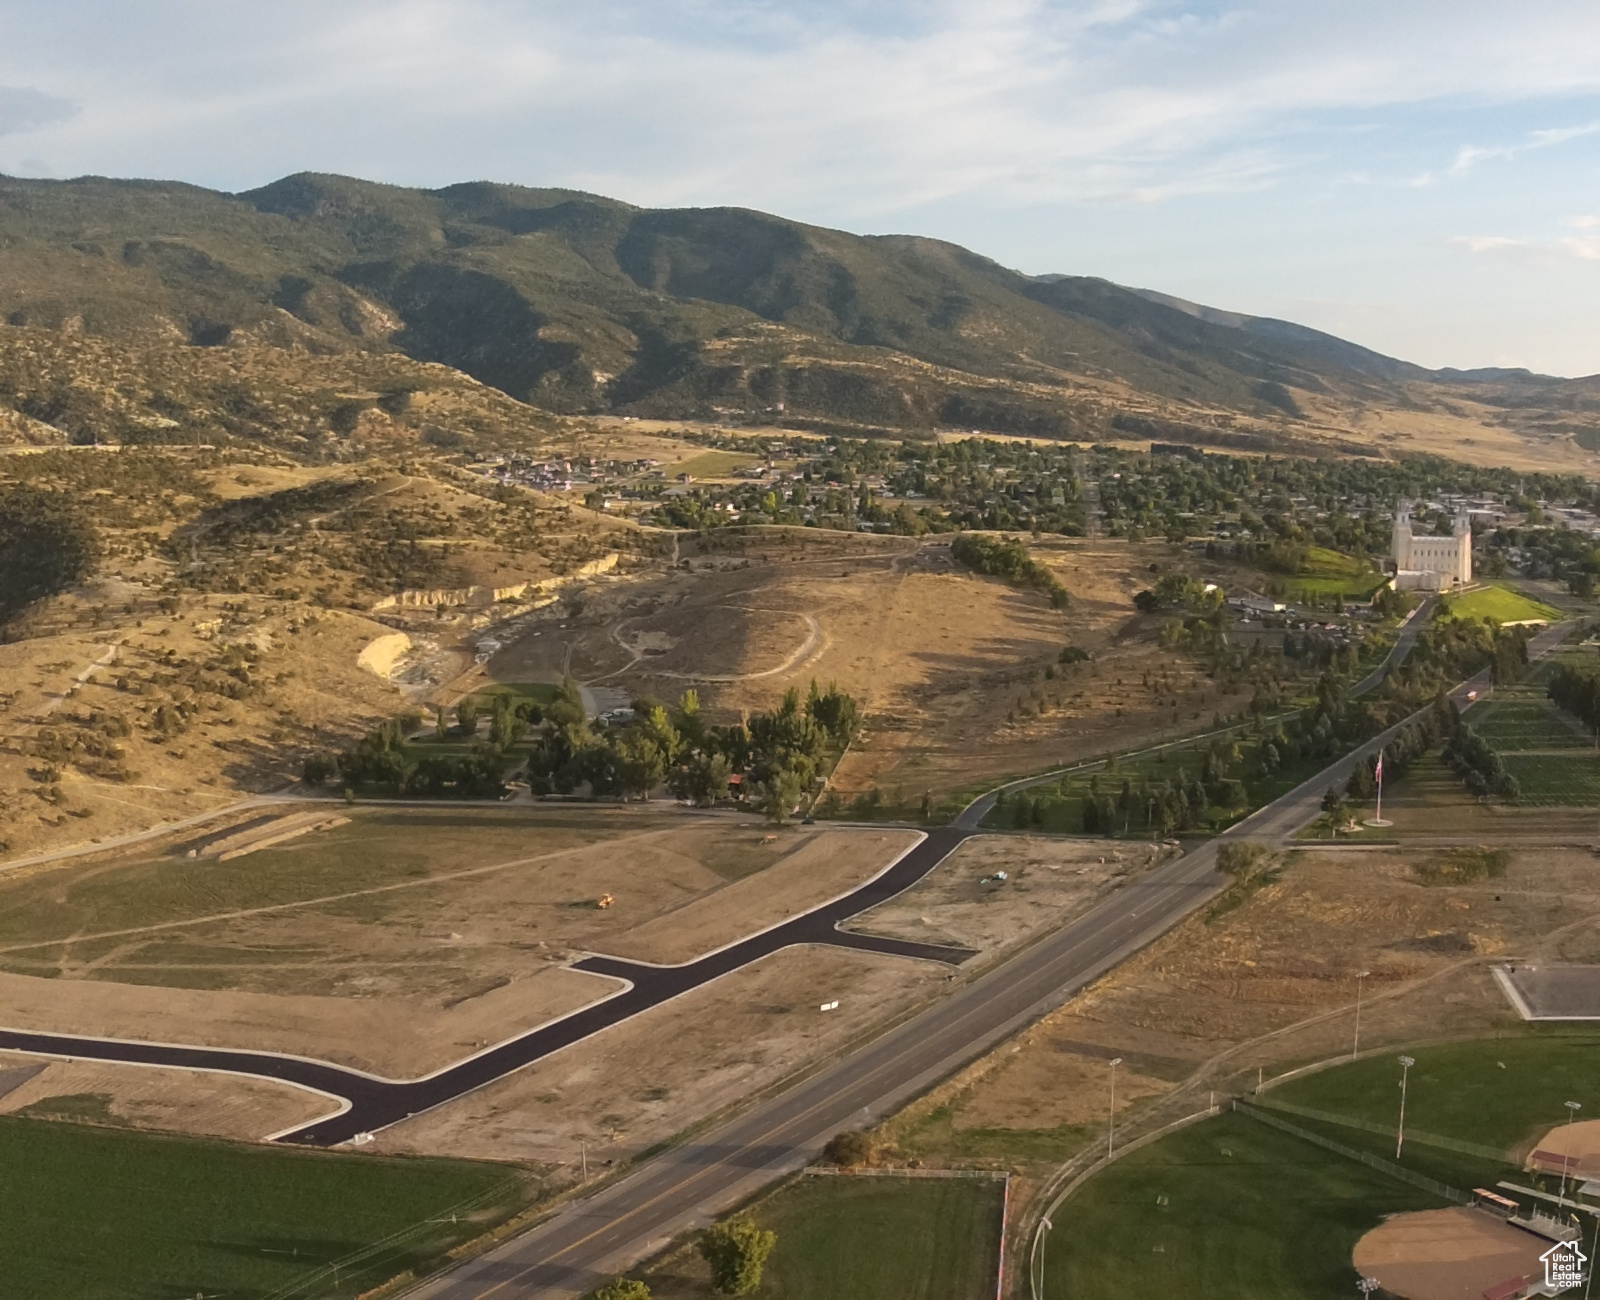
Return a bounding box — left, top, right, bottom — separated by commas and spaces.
1374, 750, 1384, 782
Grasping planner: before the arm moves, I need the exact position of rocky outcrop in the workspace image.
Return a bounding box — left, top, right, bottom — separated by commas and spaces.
369, 552, 619, 612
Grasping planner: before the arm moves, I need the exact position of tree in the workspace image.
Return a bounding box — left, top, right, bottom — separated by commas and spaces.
699, 1216, 777, 1296
760, 768, 805, 823
589, 1280, 651, 1300
301, 752, 335, 787
456, 697, 480, 738
820, 1130, 875, 1167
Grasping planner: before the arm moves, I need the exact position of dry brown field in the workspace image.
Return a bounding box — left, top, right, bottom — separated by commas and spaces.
0, 812, 1144, 1159
881, 842, 1600, 1216
487, 529, 1252, 807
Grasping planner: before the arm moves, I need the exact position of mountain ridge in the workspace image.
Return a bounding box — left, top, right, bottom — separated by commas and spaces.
1, 169, 1597, 462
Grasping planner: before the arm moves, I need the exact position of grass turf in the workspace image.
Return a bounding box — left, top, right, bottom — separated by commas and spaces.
0, 1115, 528, 1299
1271, 1033, 1600, 1158
1045, 1109, 1445, 1299
752, 1176, 1004, 1300
1445, 584, 1561, 625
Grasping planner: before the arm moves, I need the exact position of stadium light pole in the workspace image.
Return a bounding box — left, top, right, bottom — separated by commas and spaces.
1353, 971, 1371, 1060
1108, 1058, 1122, 1158
1395, 1056, 1415, 1160
1560, 1101, 1582, 1204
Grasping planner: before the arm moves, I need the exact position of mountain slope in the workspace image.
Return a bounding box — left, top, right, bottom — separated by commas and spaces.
2, 170, 1598, 460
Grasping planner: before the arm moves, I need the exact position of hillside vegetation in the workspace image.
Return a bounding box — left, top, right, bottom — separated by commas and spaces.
2, 172, 1599, 464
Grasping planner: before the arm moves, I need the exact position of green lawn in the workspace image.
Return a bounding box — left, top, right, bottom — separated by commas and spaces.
1502, 752, 1600, 805
1272, 1034, 1600, 1158
1285, 546, 1390, 601
1471, 701, 1590, 750
672, 451, 760, 479
713, 1176, 1003, 1300
0, 1116, 531, 1299
1044, 1110, 1445, 1299
1445, 583, 1561, 625
471, 681, 561, 707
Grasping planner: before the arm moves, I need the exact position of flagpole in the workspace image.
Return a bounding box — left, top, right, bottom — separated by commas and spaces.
1375, 750, 1383, 822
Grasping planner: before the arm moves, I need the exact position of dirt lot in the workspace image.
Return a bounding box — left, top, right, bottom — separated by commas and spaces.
0, 1050, 327, 1140
847, 834, 1178, 955
0, 809, 913, 1076
487, 530, 1252, 806
369, 944, 948, 1166
884, 845, 1600, 1184
1352, 1207, 1547, 1300
604, 829, 921, 965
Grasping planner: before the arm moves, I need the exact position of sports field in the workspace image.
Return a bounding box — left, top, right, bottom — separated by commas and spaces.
647, 1174, 1004, 1299
1048, 1036, 1600, 1298
0, 1115, 529, 1299
1042, 1109, 1444, 1299
1271, 1033, 1600, 1157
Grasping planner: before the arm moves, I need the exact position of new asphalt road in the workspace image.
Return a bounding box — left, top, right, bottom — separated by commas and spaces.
407, 612, 1575, 1298
0, 830, 978, 1145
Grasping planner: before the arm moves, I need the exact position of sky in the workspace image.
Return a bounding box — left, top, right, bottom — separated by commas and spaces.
3, 0, 1600, 375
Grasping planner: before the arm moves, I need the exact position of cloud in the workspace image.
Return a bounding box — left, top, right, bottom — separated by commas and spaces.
1452, 232, 1600, 261
0, 85, 77, 137
1450, 119, 1600, 175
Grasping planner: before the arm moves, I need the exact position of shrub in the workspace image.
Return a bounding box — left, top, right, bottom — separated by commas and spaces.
698, 1216, 777, 1296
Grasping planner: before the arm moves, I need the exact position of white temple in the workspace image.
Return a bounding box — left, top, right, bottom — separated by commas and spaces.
1390, 501, 1472, 591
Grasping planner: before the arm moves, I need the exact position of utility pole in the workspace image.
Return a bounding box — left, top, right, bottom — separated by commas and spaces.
1396, 1056, 1415, 1159
1353, 971, 1371, 1060
1107, 1058, 1122, 1158
1561, 1102, 1583, 1204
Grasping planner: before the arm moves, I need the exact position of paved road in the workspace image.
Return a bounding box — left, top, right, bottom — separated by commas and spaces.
0, 830, 977, 1146
407, 612, 1578, 1299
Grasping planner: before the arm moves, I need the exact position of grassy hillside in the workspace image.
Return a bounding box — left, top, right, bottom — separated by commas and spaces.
4, 171, 1600, 459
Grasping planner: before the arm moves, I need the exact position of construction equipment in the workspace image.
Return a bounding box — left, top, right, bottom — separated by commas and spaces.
596, 894, 615, 910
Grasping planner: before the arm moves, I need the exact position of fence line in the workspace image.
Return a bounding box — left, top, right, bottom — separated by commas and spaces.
1252, 1097, 1506, 1162
1234, 1101, 1470, 1205
801, 1165, 1006, 1180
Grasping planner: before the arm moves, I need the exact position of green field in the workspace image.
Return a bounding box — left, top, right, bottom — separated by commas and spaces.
470, 680, 561, 707
1445, 583, 1561, 625
1472, 701, 1590, 750
1050, 1036, 1600, 1298
672, 450, 760, 479
1044, 1110, 1444, 1299
1284, 546, 1389, 601
651, 1175, 1003, 1299
0, 1116, 531, 1299
1272, 1034, 1600, 1159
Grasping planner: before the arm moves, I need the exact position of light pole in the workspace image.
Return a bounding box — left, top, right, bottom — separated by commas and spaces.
1353, 970, 1371, 1060
1108, 1058, 1123, 1158
1396, 1056, 1415, 1160
1561, 1101, 1583, 1204
1358, 1279, 1382, 1296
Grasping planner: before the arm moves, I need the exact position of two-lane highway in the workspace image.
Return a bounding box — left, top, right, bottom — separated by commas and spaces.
412, 612, 1579, 1298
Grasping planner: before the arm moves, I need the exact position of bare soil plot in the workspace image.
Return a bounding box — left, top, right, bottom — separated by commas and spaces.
0, 809, 914, 1076
368, 945, 948, 1166
0, 1049, 326, 1140
603, 829, 921, 965
1352, 1207, 1547, 1300
845, 834, 1176, 955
